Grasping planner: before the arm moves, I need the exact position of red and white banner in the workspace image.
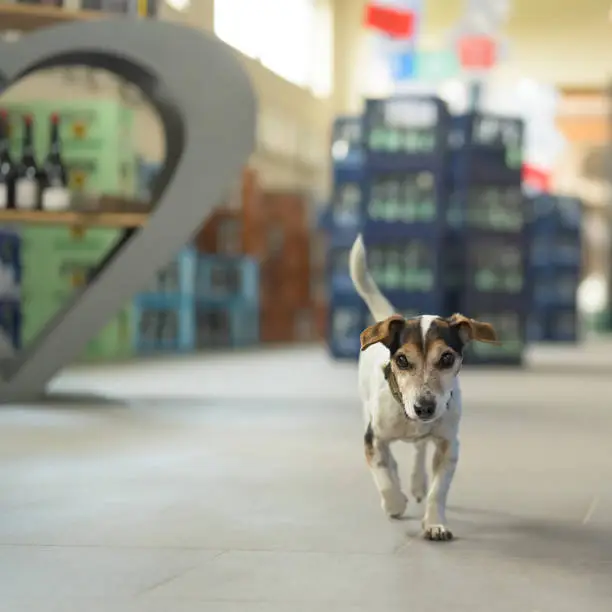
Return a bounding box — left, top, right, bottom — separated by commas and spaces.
457, 35, 496, 69
522, 164, 551, 193
364, 3, 416, 39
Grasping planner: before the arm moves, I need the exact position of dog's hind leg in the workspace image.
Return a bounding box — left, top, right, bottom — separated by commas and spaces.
410, 440, 428, 503
364, 423, 407, 519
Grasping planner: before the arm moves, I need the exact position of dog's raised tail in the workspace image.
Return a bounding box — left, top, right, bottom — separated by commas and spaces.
349, 234, 394, 322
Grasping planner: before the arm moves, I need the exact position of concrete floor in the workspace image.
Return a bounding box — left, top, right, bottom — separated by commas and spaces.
2, 343, 612, 611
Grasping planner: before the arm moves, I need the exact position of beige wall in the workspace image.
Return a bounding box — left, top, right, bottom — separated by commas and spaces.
1, 0, 333, 194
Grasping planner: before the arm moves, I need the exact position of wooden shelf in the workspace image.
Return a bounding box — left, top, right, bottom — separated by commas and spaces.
0, 209, 148, 228
0, 3, 102, 32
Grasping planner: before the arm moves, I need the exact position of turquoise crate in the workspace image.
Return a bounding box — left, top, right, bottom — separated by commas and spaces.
195, 302, 259, 349
141, 248, 198, 296
195, 255, 259, 306
133, 293, 195, 353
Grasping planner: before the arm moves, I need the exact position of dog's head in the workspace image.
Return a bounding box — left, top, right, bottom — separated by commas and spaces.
360, 313, 498, 422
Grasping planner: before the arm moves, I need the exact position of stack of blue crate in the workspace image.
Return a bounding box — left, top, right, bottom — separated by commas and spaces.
527, 194, 582, 343
448, 113, 528, 366
326, 116, 368, 358
0, 229, 21, 355
325, 96, 452, 359
361, 96, 451, 322
133, 249, 260, 353
194, 255, 259, 349
133, 247, 198, 353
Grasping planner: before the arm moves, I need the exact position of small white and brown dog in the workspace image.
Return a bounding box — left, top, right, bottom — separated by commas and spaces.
349, 234, 499, 541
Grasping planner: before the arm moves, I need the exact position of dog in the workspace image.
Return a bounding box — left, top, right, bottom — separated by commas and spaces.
349, 234, 498, 541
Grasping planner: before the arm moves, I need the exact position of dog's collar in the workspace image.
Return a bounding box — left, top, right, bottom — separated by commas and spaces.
383, 362, 453, 414
383, 362, 404, 406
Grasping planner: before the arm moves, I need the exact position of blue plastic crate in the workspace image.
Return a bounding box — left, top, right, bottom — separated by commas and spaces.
363, 294, 450, 327
461, 308, 526, 366
529, 194, 582, 235
545, 307, 579, 343
327, 295, 367, 360
195, 302, 259, 349
449, 113, 523, 184
0, 229, 21, 291
195, 255, 259, 306
362, 169, 448, 241
456, 231, 529, 310
363, 96, 450, 171
132, 293, 195, 353
331, 116, 364, 170
141, 247, 197, 296
526, 313, 547, 343
531, 268, 579, 308
327, 243, 358, 297
327, 170, 364, 240
448, 184, 524, 234
366, 239, 439, 294
529, 228, 581, 269
0, 298, 21, 351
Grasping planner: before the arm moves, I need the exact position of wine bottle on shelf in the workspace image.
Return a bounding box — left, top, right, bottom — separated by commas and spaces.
0, 110, 16, 211
41, 113, 70, 212
15, 114, 42, 211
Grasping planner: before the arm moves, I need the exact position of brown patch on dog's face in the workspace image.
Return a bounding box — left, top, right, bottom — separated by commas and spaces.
361, 314, 498, 421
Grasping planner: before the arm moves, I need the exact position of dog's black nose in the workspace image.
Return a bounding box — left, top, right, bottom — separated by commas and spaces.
414, 398, 436, 420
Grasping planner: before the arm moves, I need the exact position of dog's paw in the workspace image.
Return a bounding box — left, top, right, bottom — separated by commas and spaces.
422, 524, 453, 542
381, 489, 408, 519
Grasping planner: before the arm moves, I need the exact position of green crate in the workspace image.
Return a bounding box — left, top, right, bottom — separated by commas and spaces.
21, 226, 121, 255
82, 307, 134, 361
6, 100, 137, 197
20, 226, 122, 293
21, 252, 100, 294
5, 99, 134, 156
22, 292, 134, 362
21, 290, 69, 345
64, 151, 137, 197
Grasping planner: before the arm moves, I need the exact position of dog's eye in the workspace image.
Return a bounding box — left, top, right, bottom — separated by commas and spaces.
438, 352, 455, 369
395, 355, 412, 370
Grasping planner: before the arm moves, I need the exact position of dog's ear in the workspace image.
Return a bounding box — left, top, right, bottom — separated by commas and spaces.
449, 313, 499, 344
360, 315, 406, 353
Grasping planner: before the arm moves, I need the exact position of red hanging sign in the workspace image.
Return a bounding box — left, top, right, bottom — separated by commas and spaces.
364, 3, 415, 39
522, 164, 551, 193
457, 35, 496, 69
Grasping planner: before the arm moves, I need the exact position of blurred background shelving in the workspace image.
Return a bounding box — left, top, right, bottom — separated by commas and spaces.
0, 0, 606, 371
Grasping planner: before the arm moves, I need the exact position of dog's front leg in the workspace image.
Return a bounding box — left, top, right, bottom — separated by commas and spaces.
364, 425, 407, 519
422, 437, 459, 541
410, 440, 428, 503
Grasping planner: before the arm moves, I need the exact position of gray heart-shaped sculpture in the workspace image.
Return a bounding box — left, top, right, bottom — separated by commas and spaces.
0, 18, 256, 403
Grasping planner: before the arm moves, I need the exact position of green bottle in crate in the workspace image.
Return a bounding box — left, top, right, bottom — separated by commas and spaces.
369, 181, 383, 221
402, 245, 419, 290
474, 268, 498, 292
385, 248, 403, 289
403, 128, 419, 153
386, 180, 401, 222
418, 129, 436, 153
387, 128, 402, 152
416, 172, 435, 222
368, 120, 386, 151
400, 179, 417, 223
